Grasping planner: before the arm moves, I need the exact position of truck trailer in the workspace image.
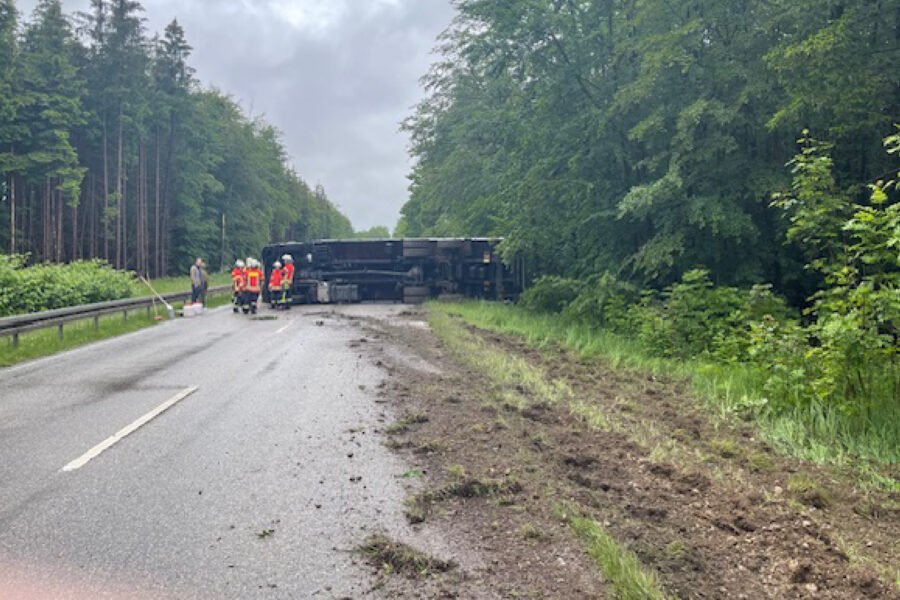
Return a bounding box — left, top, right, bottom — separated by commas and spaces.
260, 238, 521, 305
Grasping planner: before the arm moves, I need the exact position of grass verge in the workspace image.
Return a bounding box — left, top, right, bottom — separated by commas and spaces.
428, 308, 572, 409
0, 309, 168, 367
431, 301, 899, 489
1, 289, 233, 367
568, 515, 670, 600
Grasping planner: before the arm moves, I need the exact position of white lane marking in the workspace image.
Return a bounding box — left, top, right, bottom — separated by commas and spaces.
275, 320, 295, 335
61, 386, 199, 472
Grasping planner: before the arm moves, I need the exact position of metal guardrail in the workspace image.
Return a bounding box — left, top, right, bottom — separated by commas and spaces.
0, 285, 232, 348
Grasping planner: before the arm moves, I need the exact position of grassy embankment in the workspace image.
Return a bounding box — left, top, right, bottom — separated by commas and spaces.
0, 273, 234, 367
433, 301, 899, 490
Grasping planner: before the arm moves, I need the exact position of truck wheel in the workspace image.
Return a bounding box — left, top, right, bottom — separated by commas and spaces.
403, 286, 429, 304
403, 240, 434, 258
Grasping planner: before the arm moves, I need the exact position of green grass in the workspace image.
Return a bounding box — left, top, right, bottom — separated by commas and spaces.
131, 272, 231, 297
1, 286, 234, 367
569, 515, 670, 600
0, 309, 169, 367
428, 308, 573, 410
432, 301, 900, 486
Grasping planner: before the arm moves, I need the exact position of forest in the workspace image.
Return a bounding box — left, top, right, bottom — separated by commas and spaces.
401, 0, 900, 464
0, 0, 353, 277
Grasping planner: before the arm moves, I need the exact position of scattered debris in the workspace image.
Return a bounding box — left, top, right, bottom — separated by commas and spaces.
358, 534, 456, 579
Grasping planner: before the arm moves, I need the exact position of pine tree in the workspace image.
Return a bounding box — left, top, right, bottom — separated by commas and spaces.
18, 0, 87, 262
0, 0, 20, 253
152, 18, 192, 276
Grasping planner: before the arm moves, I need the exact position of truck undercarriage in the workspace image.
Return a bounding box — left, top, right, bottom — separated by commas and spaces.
260, 238, 521, 304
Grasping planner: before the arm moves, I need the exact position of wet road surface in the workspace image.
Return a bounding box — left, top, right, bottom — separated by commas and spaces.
0, 305, 421, 599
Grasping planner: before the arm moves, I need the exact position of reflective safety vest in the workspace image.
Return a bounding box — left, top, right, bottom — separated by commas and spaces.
231, 268, 245, 292
245, 268, 262, 293
268, 268, 283, 291
283, 263, 295, 284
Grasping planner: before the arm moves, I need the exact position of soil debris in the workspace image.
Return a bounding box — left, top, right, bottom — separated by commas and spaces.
349, 305, 900, 599
358, 534, 456, 579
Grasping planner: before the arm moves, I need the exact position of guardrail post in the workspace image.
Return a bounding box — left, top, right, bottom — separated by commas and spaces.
12, 333, 18, 349
58, 323, 64, 341
146, 306, 151, 319
123, 309, 128, 321
93, 315, 99, 330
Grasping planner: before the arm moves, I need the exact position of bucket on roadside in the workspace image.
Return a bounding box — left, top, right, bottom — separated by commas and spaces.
183, 302, 204, 317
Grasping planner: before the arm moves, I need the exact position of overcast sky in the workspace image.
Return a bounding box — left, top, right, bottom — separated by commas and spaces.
18, 0, 456, 231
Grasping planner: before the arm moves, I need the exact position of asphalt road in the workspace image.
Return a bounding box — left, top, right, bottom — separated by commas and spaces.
0, 305, 417, 599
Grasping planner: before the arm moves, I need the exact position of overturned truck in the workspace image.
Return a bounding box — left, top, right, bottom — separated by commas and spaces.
261, 238, 521, 305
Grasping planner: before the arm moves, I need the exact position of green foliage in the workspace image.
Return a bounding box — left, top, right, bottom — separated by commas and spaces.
508, 131, 900, 445
562, 272, 638, 333
0, 254, 133, 316
351, 225, 391, 239
644, 270, 747, 359
518, 275, 583, 314
771, 132, 850, 275
401, 0, 899, 293
759, 132, 900, 419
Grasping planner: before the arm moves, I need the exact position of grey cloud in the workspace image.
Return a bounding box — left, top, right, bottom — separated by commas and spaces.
21, 0, 455, 231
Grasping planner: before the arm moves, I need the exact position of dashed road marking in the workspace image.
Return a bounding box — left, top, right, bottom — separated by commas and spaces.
61, 386, 199, 472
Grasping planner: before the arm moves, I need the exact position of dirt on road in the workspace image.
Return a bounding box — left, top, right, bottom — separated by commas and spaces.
334, 304, 899, 599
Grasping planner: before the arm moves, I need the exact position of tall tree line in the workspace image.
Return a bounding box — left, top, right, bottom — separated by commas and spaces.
0, 0, 352, 275
401, 0, 900, 303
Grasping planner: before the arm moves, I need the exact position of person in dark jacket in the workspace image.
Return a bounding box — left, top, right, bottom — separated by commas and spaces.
190, 258, 204, 304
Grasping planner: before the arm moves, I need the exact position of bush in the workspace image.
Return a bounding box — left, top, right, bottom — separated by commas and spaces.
627, 270, 796, 362
519, 276, 583, 314
562, 272, 638, 333
0, 255, 134, 317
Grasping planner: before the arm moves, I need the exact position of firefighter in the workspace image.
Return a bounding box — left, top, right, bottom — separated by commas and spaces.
244, 258, 263, 314
268, 261, 284, 309
281, 254, 295, 308
231, 259, 246, 313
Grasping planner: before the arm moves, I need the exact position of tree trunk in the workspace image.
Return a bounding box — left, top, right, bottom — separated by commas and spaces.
161, 116, 177, 276
56, 186, 63, 263
27, 188, 34, 257
155, 128, 161, 278
89, 172, 96, 258
138, 140, 147, 276
8, 171, 15, 254
103, 119, 110, 261
116, 110, 124, 269
43, 179, 50, 261
72, 198, 78, 261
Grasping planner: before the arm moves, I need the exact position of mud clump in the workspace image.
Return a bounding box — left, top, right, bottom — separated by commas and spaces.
404, 476, 524, 524
358, 535, 456, 579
